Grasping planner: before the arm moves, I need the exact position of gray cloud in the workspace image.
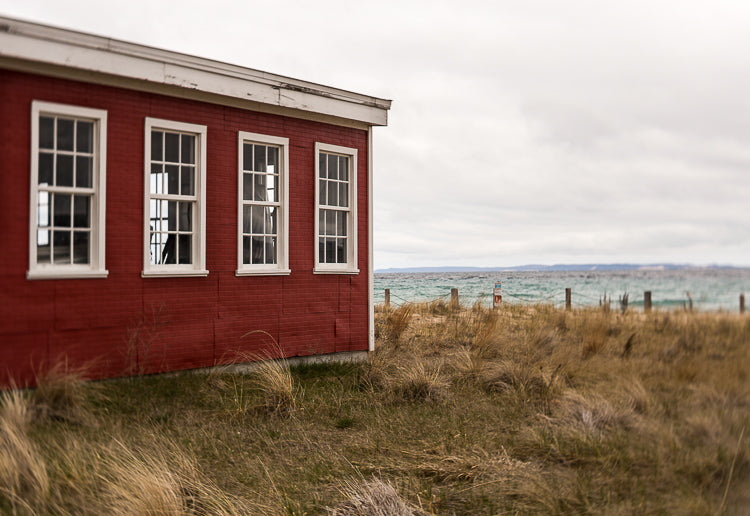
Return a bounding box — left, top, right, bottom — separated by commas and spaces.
3, 0, 749, 267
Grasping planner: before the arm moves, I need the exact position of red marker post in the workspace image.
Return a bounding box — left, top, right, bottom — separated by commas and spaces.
493, 281, 502, 308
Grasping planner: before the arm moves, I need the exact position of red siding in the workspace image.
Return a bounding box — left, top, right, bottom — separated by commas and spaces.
0, 69, 370, 387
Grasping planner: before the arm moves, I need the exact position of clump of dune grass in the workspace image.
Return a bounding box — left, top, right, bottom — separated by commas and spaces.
381, 303, 415, 344
31, 360, 101, 425
252, 356, 299, 416
328, 477, 417, 516
388, 360, 448, 403
0, 389, 49, 512
100, 439, 252, 515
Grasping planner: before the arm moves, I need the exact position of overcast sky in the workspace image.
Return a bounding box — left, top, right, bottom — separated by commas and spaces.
3, 1, 749, 268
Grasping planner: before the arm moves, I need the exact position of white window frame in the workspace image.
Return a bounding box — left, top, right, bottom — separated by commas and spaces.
314, 142, 358, 274
142, 117, 208, 277
27, 101, 108, 280
236, 132, 290, 276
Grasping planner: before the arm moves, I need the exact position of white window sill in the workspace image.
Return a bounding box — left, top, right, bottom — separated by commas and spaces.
27, 269, 109, 280
313, 267, 360, 275
141, 269, 210, 278
235, 268, 292, 277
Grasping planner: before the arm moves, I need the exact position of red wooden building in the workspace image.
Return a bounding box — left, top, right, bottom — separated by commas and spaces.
0, 16, 391, 386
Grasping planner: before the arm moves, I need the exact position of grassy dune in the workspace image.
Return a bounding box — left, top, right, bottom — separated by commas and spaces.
2, 302, 749, 514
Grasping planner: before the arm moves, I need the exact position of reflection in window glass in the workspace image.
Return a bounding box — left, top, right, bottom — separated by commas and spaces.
317, 150, 353, 266
148, 128, 198, 268
240, 140, 283, 266
34, 110, 99, 267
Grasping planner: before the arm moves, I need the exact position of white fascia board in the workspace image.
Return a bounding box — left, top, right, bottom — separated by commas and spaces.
0, 16, 391, 127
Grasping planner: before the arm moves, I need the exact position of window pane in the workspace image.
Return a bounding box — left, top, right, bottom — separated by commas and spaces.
253, 173, 267, 202
150, 164, 163, 194
54, 194, 71, 227
339, 183, 349, 208
251, 205, 263, 234
327, 180, 337, 206
319, 179, 327, 205
57, 155, 74, 187
151, 131, 163, 161
38, 191, 50, 227
181, 134, 195, 164
178, 234, 192, 264
76, 156, 92, 188
325, 210, 336, 236
242, 236, 251, 264
39, 153, 53, 185
265, 236, 277, 264
318, 237, 325, 263
267, 146, 278, 174
318, 211, 325, 238
181, 166, 195, 196
266, 174, 277, 203
39, 116, 54, 149
179, 202, 192, 232
243, 143, 253, 171
76, 121, 93, 153
165, 132, 179, 162
37, 229, 51, 264
339, 156, 349, 181
149, 232, 161, 265
163, 234, 176, 264
251, 236, 264, 264
73, 196, 90, 228
166, 165, 179, 195
149, 199, 161, 232
73, 231, 89, 264
319, 153, 327, 178
254, 145, 266, 172
336, 211, 347, 237
325, 238, 336, 263
167, 201, 177, 231
243, 173, 253, 201
336, 238, 347, 264
243, 205, 252, 233
53, 231, 71, 264
267, 207, 277, 234
328, 155, 338, 180
57, 118, 74, 151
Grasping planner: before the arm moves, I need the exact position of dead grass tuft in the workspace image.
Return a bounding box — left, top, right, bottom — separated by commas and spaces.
0, 392, 49, 510
31, 360, 101, 425
328, 477, 418, 516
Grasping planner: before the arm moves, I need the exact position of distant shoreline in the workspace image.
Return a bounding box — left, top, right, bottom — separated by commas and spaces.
375, 263, 747, 274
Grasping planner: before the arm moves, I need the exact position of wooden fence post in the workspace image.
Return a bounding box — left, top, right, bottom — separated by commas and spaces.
565, 288, 571, 311
450, 288, 459, 310
384, 289, 390, 308
644, 291, 652, 313
741, 293, 746, 314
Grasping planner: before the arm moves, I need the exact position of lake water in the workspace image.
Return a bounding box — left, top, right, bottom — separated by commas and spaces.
374, 268, 750, 312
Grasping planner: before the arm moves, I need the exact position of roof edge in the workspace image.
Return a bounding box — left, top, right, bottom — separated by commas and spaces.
0, 15, 392, 126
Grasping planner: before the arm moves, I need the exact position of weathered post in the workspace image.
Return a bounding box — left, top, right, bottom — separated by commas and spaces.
384, 289, 390, 309
450, 288, 459, 310
741, 293, 746, 314
565, 288, 571, 311
644, 291, 652, 313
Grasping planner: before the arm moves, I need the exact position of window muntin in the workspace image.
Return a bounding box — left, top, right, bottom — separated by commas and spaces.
237, 132, 290, 275
143, 118, 207, 277
28, 102, 107, 279
314, 143, 358, 273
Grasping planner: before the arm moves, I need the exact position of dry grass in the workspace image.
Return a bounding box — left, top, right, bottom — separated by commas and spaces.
1, 302, 749, 514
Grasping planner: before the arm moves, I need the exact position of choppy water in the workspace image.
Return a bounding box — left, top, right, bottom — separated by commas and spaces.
374, 268, 750, 312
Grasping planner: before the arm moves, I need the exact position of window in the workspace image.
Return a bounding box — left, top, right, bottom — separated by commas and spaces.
28, 101, 108, 279
143, 118, 207, 277
315, 143, 358, 274
237, 132, 290, 275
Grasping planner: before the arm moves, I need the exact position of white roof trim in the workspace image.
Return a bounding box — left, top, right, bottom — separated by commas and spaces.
0, 16, 391, 127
